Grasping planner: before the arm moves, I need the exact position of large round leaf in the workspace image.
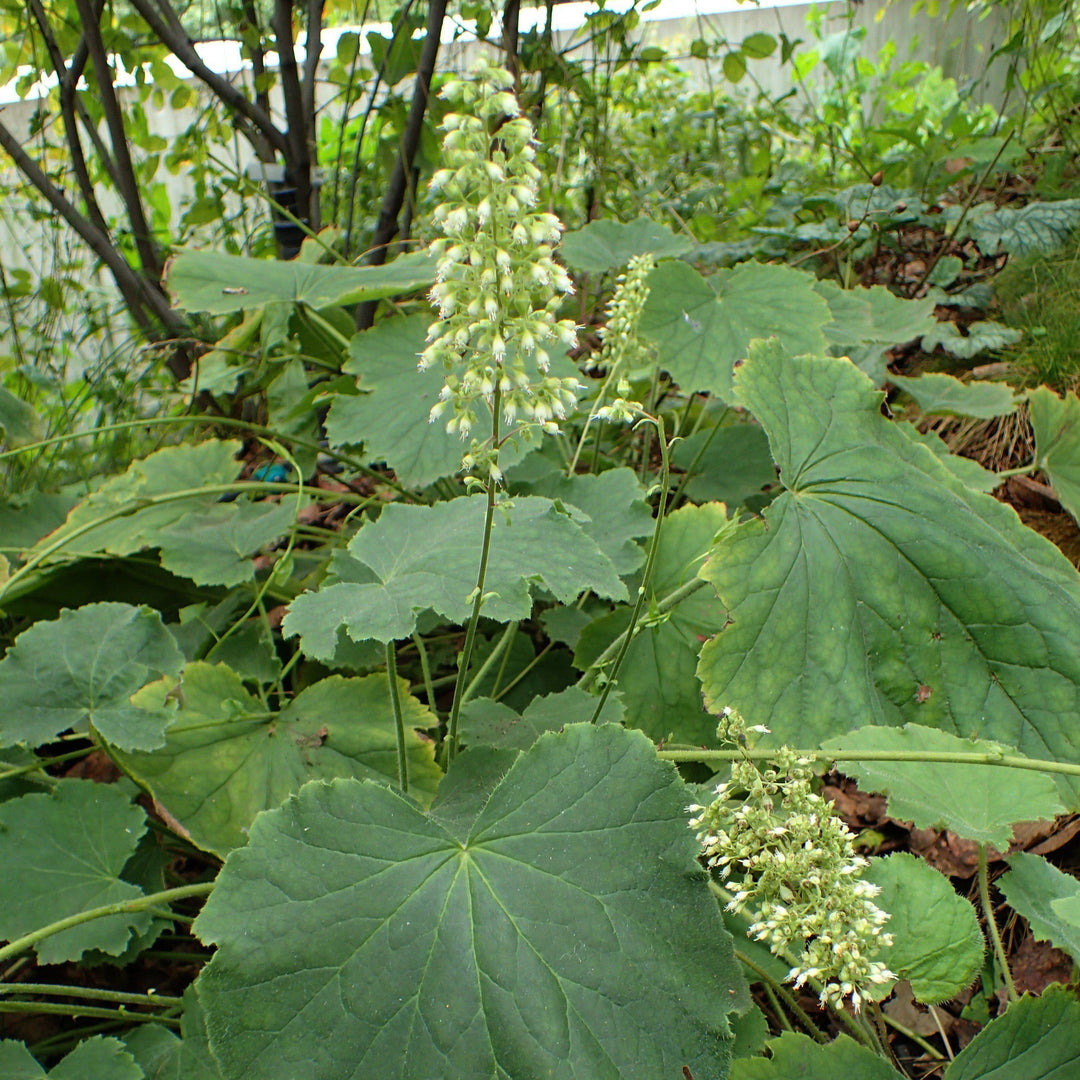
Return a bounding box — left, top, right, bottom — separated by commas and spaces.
326, 315, 536, 489
943, 987, 1080, 1079
115, 663, 441, 856
823, 725, 1064, 848
193, 723, 746, 1080
697, 342, 1080, 802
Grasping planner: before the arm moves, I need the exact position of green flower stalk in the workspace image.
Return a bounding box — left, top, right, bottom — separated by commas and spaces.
422, 58, 581, 468
591, 252, 655, 425
688, 708, 895, 1012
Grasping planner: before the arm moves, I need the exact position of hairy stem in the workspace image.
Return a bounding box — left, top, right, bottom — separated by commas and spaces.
588, 415, 670, 723
0, 883, 214, 968
978, 842, 1019, 1003
446, 386, 502, 763
0, 984, 183, 1008
386, 642, 409, 793
660, 746, 1080, 779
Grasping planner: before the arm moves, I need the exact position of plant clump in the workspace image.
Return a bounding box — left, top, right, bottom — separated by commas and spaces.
688, 708, 896, 1012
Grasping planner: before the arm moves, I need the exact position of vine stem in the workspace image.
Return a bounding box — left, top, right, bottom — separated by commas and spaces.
0, 1001, 179, 1024
0, 414, 423, 502
0, 883, 214, 968
0, 480, 365, 604
588, 414, 670, 724
411, 632, 437, 710
0, 983, 183, 1008
445, 383, 502, 764
978, 842, 1019, 1003
660, 746, 1080, 778
386, 642, 409, 794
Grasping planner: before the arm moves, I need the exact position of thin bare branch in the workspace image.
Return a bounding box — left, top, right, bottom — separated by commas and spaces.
72, 0, 162, 278
272, 0, 313, 223
356, 0, 447, 328
0, 116, 184, 338
126, 0, 288, 157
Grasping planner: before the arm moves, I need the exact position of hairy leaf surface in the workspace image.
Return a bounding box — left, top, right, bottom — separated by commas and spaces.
943, 987, 1080, 1078
865, 853, 983, 1003
0, 1036, 143, 1079
891, 372, 1020, 419
559, 217, 691, 273
575, 503, 731, 744
639, 260, 829, 400
1029, 385, 1080, 525
999, 852, 1080, 965
460, 685, 623, 750
730, 1033, 904, 1079
193, 724, 745, 1080
165, 248, 433, 314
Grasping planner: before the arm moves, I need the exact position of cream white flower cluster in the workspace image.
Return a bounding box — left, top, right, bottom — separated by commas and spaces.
591, 253, 655, 424
421, 58, 581, 454
688, 709, 895, 1012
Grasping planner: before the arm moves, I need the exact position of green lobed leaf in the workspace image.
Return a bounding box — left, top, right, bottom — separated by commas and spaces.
283, 495, 626, 654
559, 217, 692, 274
152, 500, 298, 587
328, 315, 506, 488
1053, 893, 1080, 931
193, 723, 747, 1080
0, 491, 81, 559
165, 247, 434, 314
896, 424, 1000, 493
115, 663, 441, 856
508, 464, 653, 576
0, 602, 184, 752
891, 372, 1020, 419
969, 198, 1080, 258
697, 341, 1080, 803
460, 685, 623, 750
943, 987, 1080, 1079
30, 440, 243, 557
730, 1033, 905, 1080
670, 422, 777, 510
823, 725, 1064, 847
815, 280, 937, 358
639, 260, 830, 400
0, 780, 149, 964
1028, 385, 1080, 526
999, 852, 1080, 966
864, 853, 983, 1003
575, 503, 731, 744
0, 1036, 143, 1080
920, 320, 1022, 360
